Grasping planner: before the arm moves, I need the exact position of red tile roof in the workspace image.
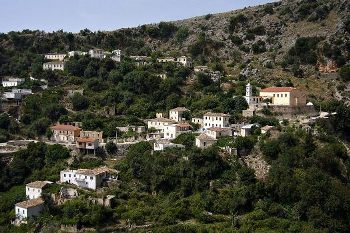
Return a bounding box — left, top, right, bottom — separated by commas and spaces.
260, 87, 296, 92
51, 124, 81, 131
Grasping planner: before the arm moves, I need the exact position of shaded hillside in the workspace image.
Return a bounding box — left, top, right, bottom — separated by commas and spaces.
0, 0, 350, 102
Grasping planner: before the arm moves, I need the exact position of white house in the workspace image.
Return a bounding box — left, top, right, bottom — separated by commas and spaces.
2, 77, 25, 87
44, 53, 66, 61
206, 127, 232, 139
68, 51, 87, 57
111, 50, 121, 62
43, 61, 65, 71
240, 124, 259, 137
163, 123, 192, 139
195, 133, 217, 149
169, 107, 189, 122
26, 181, 51, 200
3, 89, 32, 100
153, 140, 185, 151
177, 56, 192, 67
89, 49, 106, 59
15, 198, 44, 223
191, 118, 203, 127
147, 118, 176, 132
203, 112, 230, 129
60, 167, 116, 190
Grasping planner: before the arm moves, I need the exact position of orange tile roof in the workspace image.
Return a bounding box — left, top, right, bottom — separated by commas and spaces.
51, 124, 81, 131
260, 87, 296, 92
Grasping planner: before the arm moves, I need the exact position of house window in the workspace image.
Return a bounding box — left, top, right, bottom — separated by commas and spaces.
285, 94, 287, 97
85, 176, 87, 179
64, 174, 66, 177
90, 176, 93, 180
273, 94, 275, 97
69, 174, 71, 177
277, 94, 279, 97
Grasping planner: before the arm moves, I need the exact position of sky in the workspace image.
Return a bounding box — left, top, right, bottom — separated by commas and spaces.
0, 0, 276, 33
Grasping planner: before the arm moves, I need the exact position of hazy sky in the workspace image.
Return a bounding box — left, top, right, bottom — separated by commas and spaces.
0, 0, 276, 33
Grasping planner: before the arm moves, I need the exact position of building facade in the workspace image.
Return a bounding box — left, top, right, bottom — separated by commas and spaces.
163, 123, 192, 139
15, 198, 44, 222
260, 87, 307, 106
203, 112, 230, 129
195, 133, 217, 149
60, 167, 116, 190
89, 49, 106, 59
44, 53, 66, 61
51, 124, 81, 143
26, 181, 51, 200
169, 107, 189, 122
2, 77, 25, 87
43, 61, 65, 71
147, 118, 176, 132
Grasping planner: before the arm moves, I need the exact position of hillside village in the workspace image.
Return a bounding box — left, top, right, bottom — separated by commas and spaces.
0, 0, 350, 232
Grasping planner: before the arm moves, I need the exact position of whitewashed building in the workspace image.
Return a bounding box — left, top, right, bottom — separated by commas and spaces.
68, 51, 87, 57
191, 118, 204, 127
89, 49, 106, 59
60, 167, 116, 190
240, 124, 259, 137
169, 107, 189, 122
26, 181, 51, 200
177, 56, 192, 67
163, 123, 192, 139
195, 133, 217, 149
147, 118, 176, 132
15, 198, 44, 223
111, 50, 121, 62
2, 77, 25, 87
203, 112, 230, 129
3, 89, 32, 100
44, 53, 66, 61
43, 61, 65, 71
153, 140, 185, 151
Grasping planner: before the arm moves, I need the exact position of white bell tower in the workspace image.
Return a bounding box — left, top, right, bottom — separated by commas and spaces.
245, 83, 253, 105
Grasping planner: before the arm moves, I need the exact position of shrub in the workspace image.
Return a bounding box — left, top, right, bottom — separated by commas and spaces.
71, 93, 89, 111
230, 35, 243, 46
229, 14, 248, 33
252, 40, 267, 54
339, 64, 350, 81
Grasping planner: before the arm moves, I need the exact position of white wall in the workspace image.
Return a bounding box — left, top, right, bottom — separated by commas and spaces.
26, 187, 42, 200
203, 116, 229, 129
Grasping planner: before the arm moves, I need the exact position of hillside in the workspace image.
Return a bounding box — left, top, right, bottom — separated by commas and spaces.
1, 1, 350, 232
